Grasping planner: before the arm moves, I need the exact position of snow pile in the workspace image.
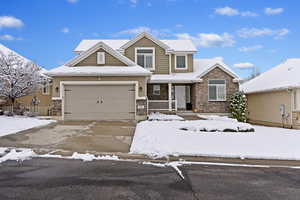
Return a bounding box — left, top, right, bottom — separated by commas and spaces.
180, 120, 254, 132
70, 152, 119, 162
130, 120, 300, 160
0, 148, 36, 163
148, 112, 184, 121
0, 116, 56, 137
0, 149, 120, 164
198, 115, 238, 122
0, 147, 8, 155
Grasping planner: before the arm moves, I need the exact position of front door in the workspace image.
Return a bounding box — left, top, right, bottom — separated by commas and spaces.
175, 86, 186, 109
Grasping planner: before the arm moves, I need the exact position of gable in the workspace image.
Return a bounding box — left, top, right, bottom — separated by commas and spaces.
120, 32, 170, 51
75, 48, 127, 67
202, 66, 236, 81
124, 37, 170, 74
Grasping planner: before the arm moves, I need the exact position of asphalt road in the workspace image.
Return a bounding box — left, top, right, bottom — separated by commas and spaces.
0, 158, 300, 200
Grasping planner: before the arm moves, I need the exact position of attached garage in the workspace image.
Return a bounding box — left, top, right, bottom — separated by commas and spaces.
63, 83, 136, 121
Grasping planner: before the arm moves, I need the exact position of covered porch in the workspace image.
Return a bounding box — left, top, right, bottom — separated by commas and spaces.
147, 83, 193, 112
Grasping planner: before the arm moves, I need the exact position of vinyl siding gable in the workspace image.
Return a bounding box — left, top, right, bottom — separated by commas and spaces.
124, 37, 169, 74
75, 48, 127, 66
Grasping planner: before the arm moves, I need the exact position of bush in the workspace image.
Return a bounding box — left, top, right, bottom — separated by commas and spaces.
24, 111, 36, 117
230, 91, 247, 122
4, 111, 14, 116
0, 110, 3, 115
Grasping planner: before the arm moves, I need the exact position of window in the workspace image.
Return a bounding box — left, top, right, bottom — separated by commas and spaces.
42, 82, 49, 95
175, 55, 187, 69
135, 48, 155, 70
97, 52, 105, 64
153, 85, 160, 95
208, 80, 226, 101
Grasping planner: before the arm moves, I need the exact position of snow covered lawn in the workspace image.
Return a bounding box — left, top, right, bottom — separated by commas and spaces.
148, 112, 184, 121
130, 120, 300, 160
0, 116, 56, 137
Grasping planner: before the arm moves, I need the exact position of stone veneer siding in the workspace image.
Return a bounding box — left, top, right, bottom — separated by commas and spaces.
192, 67, 239, 113
136, 99, 147, 116
51, 99, 62, 116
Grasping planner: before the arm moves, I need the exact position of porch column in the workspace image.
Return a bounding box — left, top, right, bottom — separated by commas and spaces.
168, 82, 172, 111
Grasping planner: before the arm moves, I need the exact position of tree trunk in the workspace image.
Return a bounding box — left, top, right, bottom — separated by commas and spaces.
11, 98, 15, 113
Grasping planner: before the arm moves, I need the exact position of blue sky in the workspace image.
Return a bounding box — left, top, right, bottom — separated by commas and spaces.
0, 0, 299, 78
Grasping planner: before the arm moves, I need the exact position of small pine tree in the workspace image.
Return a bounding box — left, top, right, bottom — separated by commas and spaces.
230, 91, 247, 122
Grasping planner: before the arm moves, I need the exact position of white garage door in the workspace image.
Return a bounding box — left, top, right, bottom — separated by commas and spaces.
64, 84, 135, 120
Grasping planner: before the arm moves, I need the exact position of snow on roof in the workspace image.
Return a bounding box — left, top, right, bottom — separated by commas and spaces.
74, 39, 197, 52
45, 65, 152, 77
241, 58, 300, 94
150, 57, 239, 83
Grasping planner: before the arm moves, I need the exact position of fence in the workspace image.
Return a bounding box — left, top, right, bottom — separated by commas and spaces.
0, 105, 52, 116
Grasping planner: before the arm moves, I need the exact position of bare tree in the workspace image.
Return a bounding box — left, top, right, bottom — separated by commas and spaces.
0, 52, 44, 111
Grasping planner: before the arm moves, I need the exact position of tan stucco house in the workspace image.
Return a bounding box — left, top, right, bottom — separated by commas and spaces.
241, 58, 300, 129
43, 32, 240, 120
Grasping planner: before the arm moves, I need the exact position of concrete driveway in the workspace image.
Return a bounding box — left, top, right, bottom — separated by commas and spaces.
0, 121, 136, 153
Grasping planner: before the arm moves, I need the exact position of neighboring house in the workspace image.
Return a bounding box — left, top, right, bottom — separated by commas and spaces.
46, 32, 240, 120
241, 59, 300, 129
0, 43, 52, 115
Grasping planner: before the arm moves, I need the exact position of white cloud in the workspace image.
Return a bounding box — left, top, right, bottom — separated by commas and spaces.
115, 26, 171, 37
0, 16, 24, 29
0, 34, 22, 41
61, 27, 70, 34
215, 7, 258, 17
176, 32, 235, 48
237, 28, 289, 39
215, 7, 239, 16
234, 62, 254, 69
265, 8, 284, 15
67, 0, 78, 3
240, 11, 259, 17
175, 24, 183, 28
129, 0, 138, 7
239, 45, 263, 52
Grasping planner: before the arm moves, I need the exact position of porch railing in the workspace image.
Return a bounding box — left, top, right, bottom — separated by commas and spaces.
147, 100, 177, 112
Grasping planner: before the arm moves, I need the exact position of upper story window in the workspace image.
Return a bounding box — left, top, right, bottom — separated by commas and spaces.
97, 52, 105, 64
42, 81, 49, 95
135, 48, 155, 70
175, 55, 188, 69
208, 80, 226, 101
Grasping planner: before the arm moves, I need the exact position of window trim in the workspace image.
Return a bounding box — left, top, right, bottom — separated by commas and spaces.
153, 85, 160, 95
294, 89, 300, 111
42, 82, 50, 95
208, 79, 226, 102
135, 47, 155, 71
175, 54, 188, 70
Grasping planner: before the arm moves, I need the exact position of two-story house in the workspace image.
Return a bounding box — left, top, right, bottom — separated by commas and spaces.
46, 32, 240, 120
